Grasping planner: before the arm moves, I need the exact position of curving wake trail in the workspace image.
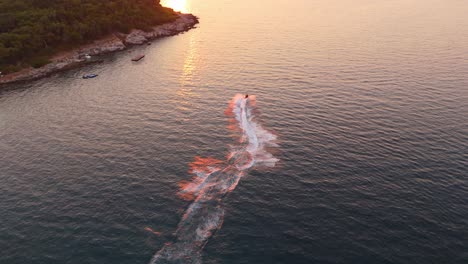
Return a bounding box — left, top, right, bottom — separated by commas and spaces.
149, 94, 279, 264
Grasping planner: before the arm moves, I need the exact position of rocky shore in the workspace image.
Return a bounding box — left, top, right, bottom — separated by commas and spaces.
0, 13, 198, 85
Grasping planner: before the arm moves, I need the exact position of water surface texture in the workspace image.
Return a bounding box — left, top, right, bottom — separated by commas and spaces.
1, 0, 468, 263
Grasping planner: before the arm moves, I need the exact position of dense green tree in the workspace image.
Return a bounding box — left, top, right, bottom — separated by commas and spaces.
0, 0, 178, 73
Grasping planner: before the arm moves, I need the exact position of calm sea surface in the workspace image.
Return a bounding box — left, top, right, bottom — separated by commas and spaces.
1, 0, 468, 263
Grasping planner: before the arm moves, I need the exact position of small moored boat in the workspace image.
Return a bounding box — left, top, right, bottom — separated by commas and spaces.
82, 74, 98, 79
132, 54, 145, 61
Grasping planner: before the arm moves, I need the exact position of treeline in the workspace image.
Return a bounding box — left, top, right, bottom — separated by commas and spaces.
0, 0, 178, 73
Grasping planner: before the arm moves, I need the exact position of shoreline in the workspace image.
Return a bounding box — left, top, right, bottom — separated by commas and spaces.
0, 13, 198, 86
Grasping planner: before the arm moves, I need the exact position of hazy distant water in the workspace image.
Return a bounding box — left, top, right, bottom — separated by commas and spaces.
1, 0, 468, 263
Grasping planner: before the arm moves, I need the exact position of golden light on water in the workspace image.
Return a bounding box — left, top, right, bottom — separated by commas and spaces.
176, 32, 201, 107
180, 34, 199, 86
161, 0, 190, 13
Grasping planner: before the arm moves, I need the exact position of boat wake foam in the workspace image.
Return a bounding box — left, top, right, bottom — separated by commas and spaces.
149, 94, 279, 264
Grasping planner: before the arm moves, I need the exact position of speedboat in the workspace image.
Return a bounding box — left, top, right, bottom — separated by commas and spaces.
82, 74, 98, 79
132, 54, 145, 61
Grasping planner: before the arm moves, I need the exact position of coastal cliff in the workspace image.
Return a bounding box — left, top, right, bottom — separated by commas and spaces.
0, 13, 198, 85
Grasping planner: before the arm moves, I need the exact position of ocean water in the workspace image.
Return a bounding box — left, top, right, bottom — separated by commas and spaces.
1, 0, 468, 263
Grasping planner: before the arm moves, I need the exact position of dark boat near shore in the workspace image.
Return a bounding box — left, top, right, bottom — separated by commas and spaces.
132, 54, 145, 61
82, 74, 98, 79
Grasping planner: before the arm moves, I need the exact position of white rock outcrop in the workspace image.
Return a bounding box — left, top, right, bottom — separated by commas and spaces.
125, 30, 148, 45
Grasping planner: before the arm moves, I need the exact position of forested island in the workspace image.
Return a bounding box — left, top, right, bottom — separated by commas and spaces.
0, 0, 182, 74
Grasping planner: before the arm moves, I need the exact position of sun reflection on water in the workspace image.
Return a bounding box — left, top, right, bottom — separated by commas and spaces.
161, 0, 190, 13
180, 35, 199, 86
176, 32, 200, 105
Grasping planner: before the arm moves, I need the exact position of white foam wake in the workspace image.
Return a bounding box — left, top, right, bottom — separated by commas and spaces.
149, 94, 278, 264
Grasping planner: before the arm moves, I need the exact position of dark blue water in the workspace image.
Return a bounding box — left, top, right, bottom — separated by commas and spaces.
1, 0, 468, 263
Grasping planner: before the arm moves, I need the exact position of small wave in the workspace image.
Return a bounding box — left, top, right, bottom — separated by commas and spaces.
149, 94, 279, 264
